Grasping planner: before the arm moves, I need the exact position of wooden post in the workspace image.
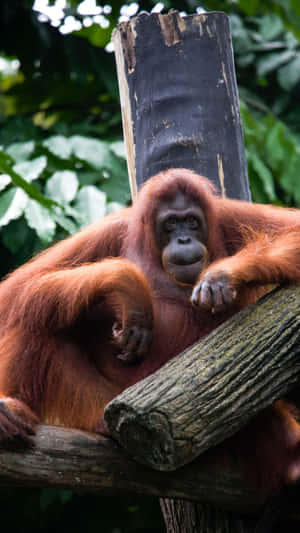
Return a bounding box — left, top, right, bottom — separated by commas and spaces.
112, 10, 274, 532
113, 10, 250, 201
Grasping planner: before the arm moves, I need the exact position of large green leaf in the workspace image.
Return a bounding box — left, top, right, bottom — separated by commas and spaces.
278, 150, 300, 198
77, 170, 102, 186
264, 122, 286, 170
6, 141, 35, 162
248, 171, 270, 204
0, 151, 59, 209
51, 207, 79, 235
256, 50, 295, 77
13, 156, 47, 182
110, 140, 126, 159
1, 218, 32, 254
24, 199, 56, 243
0, 187, 28, 227
248, 153, 276, 202
0, 174, 11, 192
45, 170, 79, 204
230, 14, 253, 54
74, 185, 106, 226
258, 14, 284, 41
100, 150, 130, 204
43, 136, 73, 160
278, 54, 300, 89
70, 136, 111, 170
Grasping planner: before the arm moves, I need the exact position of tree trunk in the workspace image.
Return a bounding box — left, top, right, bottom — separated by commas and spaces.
160, 500, 257, 533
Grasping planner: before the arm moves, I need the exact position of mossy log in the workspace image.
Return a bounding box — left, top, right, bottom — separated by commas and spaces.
104, 285, 300, 471
0, 425, 261, 513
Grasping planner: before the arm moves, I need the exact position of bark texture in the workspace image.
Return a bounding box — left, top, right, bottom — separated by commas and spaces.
105, 285, 300, 471
160, 499, 258, 533
0, 424, 260, 513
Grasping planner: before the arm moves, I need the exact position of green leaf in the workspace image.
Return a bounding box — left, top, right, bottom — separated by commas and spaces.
240, 101, 267, 146
238, 0, 260, 16
237, 53, 256, 67
249, 154, 276, 202
100, 151, 130, 204
74, 23, 112, 48
0, 154, 59, 209
106, 201, 124, 214
0, 174, 11, 192
0, 150, 14, 167
74, 186, 106, 226
13, 156, 47, 182
257, 50, 295, 77
279, 151, 300, 196
70, 136, 111, 170
77, 170, 102, 186
278, 54, 300, 90
110, 140, 126, 159
265, 122, 286, 170
0, 187, 28, 227
285, 32, 299, 50
258, 14, 284, 41
43, 136, 72, 160
45, 171, 79, 204
52, 207, 79, 235
6, 141, 35, 162
290, 0, 300, 17
24, 199, 56, 243
249, 172, 270, 204
1, 219, 32, 254
230, 14, 253, 55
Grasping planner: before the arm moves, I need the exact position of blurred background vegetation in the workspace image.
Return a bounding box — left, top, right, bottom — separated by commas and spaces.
0, 0, 300, 531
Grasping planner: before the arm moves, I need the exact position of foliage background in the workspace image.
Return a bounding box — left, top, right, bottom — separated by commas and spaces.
0, 0, 300, 531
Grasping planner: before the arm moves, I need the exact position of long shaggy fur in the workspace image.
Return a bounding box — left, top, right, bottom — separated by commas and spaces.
0, 168, 300, 492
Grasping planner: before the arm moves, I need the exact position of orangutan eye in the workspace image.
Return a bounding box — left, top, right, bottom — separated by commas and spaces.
164, 216, 177, 232
186, 216, 199, 229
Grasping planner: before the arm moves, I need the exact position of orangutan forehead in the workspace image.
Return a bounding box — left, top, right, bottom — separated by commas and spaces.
156, 189, 203, 212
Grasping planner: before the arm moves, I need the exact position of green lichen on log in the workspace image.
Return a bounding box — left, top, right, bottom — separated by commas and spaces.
105, 285, 300, 471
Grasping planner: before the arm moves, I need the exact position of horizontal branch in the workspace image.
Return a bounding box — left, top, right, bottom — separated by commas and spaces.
0, 424, 260, 514
105, 285, 300, 471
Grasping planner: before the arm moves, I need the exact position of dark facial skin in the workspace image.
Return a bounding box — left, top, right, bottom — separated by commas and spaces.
156, 193, 208, 285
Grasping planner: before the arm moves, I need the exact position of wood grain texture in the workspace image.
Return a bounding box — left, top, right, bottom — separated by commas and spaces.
105, 285, 300, 471
113, 11, 250, 200
0, 424, 260, 513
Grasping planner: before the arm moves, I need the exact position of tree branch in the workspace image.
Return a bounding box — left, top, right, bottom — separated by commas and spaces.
104, 285, 300, 471
0, 424, 260, 514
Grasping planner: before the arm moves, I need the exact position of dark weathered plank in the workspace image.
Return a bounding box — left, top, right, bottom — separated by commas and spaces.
113, 10, 250, 200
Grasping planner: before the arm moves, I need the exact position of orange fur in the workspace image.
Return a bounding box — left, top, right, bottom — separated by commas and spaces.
0, 168, 300, 492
